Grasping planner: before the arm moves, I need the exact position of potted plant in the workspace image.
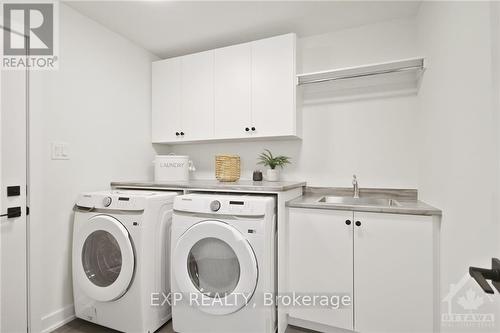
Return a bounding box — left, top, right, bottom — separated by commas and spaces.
257, 149, 291, 181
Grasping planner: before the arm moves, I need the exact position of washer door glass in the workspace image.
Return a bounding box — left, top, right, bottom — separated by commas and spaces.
188, 237, 240, 298
82, 230, 122, 287
75, 215, 135, 302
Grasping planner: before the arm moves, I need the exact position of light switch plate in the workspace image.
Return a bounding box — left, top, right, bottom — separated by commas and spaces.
51, 142, 69, 160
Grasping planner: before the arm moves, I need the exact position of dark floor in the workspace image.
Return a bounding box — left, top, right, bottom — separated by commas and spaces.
54, 319, 312, 333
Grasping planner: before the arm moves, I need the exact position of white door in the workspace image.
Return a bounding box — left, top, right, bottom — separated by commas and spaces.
152, 57, 182, 143
173, 220, 258, 315
353, 212, 435, 333
0, 49, 29, 331
214, 43, 252, 139
181, 50, 214, 141
251, 34, 296, 137
288, 208, 354, 331
74, 215, 135, 302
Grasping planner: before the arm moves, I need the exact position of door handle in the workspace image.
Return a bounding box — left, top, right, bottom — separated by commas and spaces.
7, 186, 20, 197
0, 206, 21, 218
469, 258, 500, 294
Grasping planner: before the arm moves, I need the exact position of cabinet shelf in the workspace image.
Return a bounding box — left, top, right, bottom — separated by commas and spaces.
297, 58, 425, 101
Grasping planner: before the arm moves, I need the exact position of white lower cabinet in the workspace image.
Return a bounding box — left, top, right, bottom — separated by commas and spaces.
288, 208, 354, 331
353, 212, 435, 333
288, 208, 438, 333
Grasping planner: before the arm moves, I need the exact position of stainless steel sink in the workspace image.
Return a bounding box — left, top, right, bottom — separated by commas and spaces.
318, 196, 401, 207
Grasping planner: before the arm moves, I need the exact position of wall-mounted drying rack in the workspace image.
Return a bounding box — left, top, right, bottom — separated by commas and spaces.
297, 57, 425, 86
296, 57, 425, 102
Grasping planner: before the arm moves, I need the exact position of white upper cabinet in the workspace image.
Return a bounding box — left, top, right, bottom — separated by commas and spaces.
214, 43, 252, 139
181, 50, 215, 141
152, 33, 299, 143
251, 33, 296, 138
152, 57, 181, 142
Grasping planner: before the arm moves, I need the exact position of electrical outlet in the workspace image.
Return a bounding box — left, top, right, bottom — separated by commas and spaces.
51, 142, 69, 160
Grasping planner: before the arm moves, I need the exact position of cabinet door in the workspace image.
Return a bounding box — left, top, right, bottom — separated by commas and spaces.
152, 58, 181, 142
251, 33, 296, 137
288, 208, 354, 331
181, 50, 215, 141
214, 43, 252, 139
353, 212, 435, 333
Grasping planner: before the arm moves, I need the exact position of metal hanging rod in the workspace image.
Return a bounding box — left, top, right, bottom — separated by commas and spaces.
297, 65, 424, 86
297, 57, 425, 86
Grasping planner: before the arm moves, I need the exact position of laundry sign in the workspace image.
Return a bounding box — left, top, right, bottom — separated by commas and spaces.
154, 155, 195, 182
1, 1, 59, 70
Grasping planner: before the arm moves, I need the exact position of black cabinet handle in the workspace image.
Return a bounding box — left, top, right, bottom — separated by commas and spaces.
355, 221, 361, 226
180, 132, 184, 136
470, 258, 500, 294
245, 127, 250, 132
175, 132, 180, 136
345, 220, 351, 225
251, 127, 256, 131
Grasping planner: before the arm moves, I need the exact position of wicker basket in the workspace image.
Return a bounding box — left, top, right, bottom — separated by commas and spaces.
215, 155, 241, 182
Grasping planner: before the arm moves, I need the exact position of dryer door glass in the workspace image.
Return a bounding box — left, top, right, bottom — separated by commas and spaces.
82, 230, 122, 287
188, 237, 240, 298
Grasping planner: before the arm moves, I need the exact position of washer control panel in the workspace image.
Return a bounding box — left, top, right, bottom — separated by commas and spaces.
103, 196, 112, 207
210, 200, 221, 212
174, 194, 275, 217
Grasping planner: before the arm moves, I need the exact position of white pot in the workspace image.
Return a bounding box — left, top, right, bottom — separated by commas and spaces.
266, 169, 280, 182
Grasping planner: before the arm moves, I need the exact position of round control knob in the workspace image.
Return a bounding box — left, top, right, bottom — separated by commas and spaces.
345, 220, 351, 225
355, 221, 361, 227
210, 200, 221, 212
103, 196, 112, 207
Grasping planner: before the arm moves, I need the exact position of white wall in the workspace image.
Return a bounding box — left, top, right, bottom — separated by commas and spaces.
26, 4, 500, 332
157, 18, 421, 188
29, 4, 158, 332
417, 2, 500, 331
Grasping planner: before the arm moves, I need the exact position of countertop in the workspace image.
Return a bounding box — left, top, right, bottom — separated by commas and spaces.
287, 192, 442, 216
111, 179, 306, 192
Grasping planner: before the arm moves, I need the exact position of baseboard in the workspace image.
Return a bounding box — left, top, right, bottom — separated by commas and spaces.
41, 304, 75, 333
288, 317, 352, 333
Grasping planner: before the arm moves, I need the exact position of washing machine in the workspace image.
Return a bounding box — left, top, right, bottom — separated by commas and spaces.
72, 190, 179, 332
171, 193, 276, 333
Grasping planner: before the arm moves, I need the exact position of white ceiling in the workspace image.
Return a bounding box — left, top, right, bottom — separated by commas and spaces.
65, 1, 421, 59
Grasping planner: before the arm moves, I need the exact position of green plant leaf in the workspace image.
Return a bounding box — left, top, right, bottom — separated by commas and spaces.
257, 149, 291, 170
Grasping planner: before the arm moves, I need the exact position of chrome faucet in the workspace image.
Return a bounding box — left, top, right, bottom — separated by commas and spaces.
352, 175, 359, 198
